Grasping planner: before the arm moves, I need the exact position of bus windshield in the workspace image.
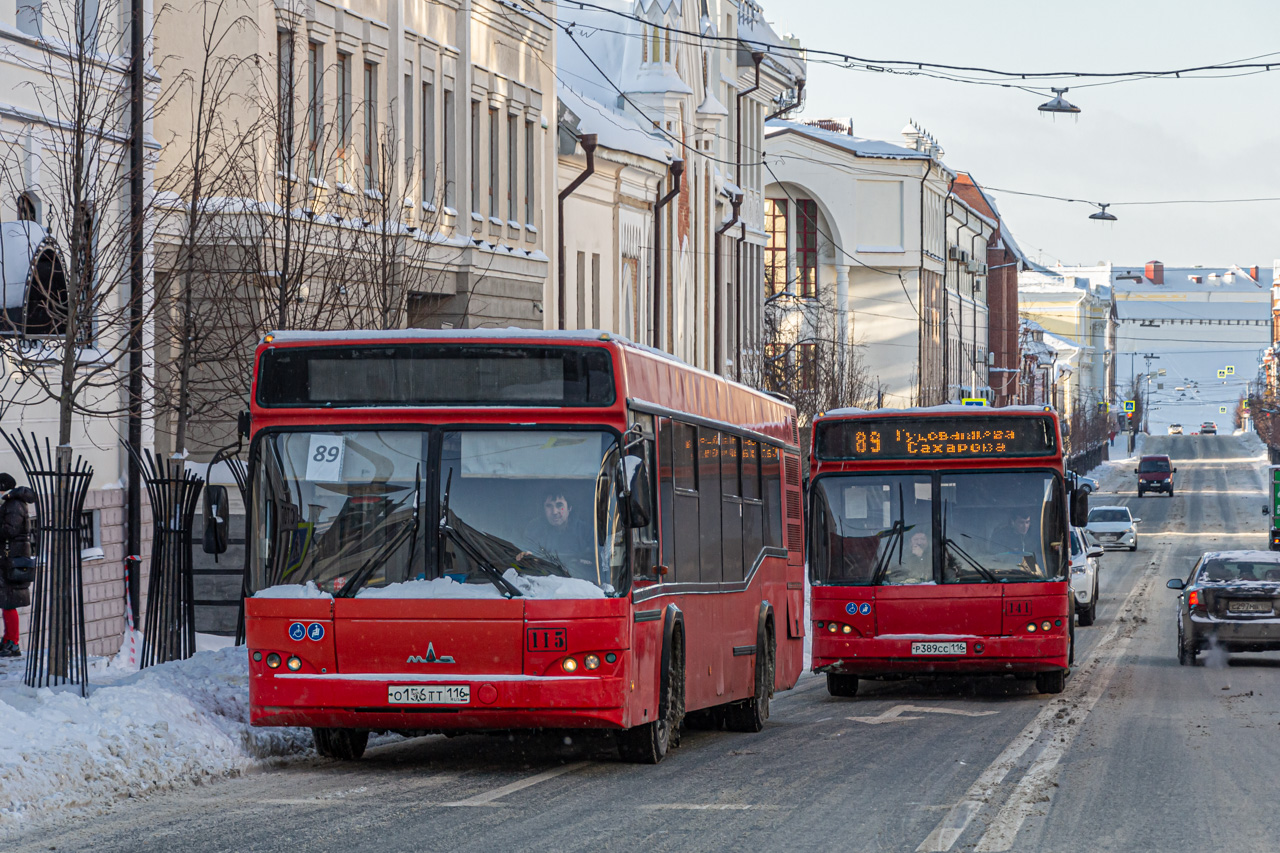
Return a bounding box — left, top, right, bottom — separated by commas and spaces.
811, 470, 1067, 585
251, 429, 628, 596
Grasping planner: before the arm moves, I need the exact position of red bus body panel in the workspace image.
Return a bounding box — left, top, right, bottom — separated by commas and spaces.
808, 408, 1071, 678
245, 332, 804, 733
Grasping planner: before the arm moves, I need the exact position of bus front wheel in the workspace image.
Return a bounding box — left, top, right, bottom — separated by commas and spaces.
1035, 670, 1066, 694
826, 673, 859, 697
618, 631, 684, 764
313, 728, 369, 760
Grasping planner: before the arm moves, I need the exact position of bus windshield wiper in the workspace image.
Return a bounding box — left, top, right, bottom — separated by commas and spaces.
869, 484, 909, 586
943, 537, 998, 583
336, 470, 421, 598
439, 469, 523, 598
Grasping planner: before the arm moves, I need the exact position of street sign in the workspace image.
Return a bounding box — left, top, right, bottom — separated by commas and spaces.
1226, 366, 1235, 375
1218, 369, 1227, 379
961, 398, 987, 407
1220, 406, 1228, 413
1123, 400, 1136, 413
1097, 402, 1110, 413
1243, 399, 1251, 410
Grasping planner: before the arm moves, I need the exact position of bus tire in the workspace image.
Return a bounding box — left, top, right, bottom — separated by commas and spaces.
313, 728, 368, 760
1035, 670, 1066, 694
725, 617, 774, 733
826, 673, 859, 697
618, 626, 684, 764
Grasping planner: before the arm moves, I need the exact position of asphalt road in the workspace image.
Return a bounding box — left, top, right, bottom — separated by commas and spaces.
14, 435, 1275, 853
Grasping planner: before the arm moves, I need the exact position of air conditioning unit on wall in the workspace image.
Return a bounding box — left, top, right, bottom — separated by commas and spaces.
948, 246, 962, 260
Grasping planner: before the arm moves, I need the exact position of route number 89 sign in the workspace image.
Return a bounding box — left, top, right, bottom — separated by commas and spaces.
305, 434, 346, 482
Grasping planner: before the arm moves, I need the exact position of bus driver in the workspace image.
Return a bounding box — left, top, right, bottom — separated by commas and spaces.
517, 492, 595, 577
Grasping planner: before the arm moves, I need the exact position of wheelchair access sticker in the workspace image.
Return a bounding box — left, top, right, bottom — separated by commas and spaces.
846, 602, 873, 616
288, 622, 306, 642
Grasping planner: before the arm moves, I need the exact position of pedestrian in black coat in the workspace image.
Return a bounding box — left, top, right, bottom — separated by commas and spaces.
0, 472, 36, 657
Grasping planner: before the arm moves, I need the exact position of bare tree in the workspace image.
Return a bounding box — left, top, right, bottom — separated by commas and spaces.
0, 0, 162, 457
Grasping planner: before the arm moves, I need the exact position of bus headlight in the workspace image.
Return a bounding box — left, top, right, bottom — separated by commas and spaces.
1026, 623, 1037, 633
562, 658, 579, 673
584, 654, 600, 670
286, 656, 302, 672
266, 653, 281, 668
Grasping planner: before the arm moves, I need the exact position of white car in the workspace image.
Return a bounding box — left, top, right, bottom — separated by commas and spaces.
1086, 505, 1140, 552
1070, 526, 1102, 625
1074, 473, 1099, 494
1168, 424, 1183, 435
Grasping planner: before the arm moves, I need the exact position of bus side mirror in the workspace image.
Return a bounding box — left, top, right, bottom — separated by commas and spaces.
622, 457, 651, 529
203, 485, 229, 555
1264, 506, 1270, 516
1070, 487, 1089, 527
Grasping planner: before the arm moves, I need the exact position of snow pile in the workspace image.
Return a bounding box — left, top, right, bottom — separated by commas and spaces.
0, 646, 312, 837
503, 569, 607, 599
254, 580, 333, 599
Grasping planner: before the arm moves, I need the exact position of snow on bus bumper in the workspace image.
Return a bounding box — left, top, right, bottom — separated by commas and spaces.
812, 634, 1069, 675
250, 671, 628, 729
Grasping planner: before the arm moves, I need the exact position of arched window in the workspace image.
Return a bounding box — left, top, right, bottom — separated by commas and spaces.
75, 202, 95, 291
650, 26, 659, 63
16, 193, 37, 222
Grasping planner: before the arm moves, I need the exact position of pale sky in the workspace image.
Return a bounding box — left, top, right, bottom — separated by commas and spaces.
776, 0, 1280, 269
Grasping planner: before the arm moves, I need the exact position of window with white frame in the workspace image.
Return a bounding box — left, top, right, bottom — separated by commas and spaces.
363, 62, 378, 190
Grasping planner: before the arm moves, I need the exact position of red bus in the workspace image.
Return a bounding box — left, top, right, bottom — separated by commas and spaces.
807, 406, 1077, 696
243, 330, 805, 763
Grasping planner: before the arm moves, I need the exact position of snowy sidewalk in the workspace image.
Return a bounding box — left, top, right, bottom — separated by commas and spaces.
0, 637, 313, 839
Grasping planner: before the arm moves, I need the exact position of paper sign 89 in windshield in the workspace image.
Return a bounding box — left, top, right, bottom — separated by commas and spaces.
815, 415, 1058, 461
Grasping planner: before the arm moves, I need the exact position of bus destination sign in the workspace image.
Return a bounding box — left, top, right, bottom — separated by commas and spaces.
815, 415, 1058, 461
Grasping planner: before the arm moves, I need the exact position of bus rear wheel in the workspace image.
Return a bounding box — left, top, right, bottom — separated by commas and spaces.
826, 673, 859, 697
313, 728, 369, 760
725, 625, 775, 733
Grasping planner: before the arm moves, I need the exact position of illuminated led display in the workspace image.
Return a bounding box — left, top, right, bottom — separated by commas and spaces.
815, 415, 1058, 461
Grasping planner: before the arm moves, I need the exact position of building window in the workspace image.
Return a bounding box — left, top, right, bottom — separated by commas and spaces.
488, 106, 499, 218
507, 113, 518, 221
16, 0, 40, 36
470, 100, 481, 213
797, 341, 817, 391
337, 53, 352, 176
442, 88, 454, 207
307, 43, 322, 180
16, 193, 37, 222
363, 62, 378, 190
421, 82, 436, 206
276, 30, 295, 173
403, 74, 413, 188
524, 119, 535, 225
796, 199, 818, 298
764, 198, 787, 296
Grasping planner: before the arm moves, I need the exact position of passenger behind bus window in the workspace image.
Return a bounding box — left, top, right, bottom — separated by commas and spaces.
517, 492, 594, 578
883, 530, 931, 585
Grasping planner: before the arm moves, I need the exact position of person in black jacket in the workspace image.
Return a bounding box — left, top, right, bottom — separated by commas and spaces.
0, 472, 36, 658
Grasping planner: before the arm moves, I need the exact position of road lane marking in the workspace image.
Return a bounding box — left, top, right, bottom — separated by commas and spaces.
849, 705, 999, 725
973, 636, 1131, 852
440, 762, 589, 807
916, 558, 1159, 853
638, 804, 782, 810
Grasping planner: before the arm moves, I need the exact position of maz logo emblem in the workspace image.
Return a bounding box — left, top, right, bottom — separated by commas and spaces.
406, 642, 455, 664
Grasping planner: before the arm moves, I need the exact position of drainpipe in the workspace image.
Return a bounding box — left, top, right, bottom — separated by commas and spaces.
917, 160, 932, 405
735, 217, 749, 382
126, 0, 146, 624
733, 52, 762, 377
557, 133, 597, 331
970, 226, 985, 400
952, 200, 971, 400
714, 192, 742, 375
652, 158, 684, 350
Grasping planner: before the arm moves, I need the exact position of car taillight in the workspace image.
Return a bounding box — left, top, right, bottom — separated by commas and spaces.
1188, 590, 1201, 608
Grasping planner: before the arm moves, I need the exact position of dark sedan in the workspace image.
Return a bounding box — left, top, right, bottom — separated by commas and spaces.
1168, 551, 1280, 665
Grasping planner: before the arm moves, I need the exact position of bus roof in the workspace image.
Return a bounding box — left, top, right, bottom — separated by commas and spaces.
818, 404, 1054, 420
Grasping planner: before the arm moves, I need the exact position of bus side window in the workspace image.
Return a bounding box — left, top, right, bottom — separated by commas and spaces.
698, 429, 723, 584
761, 444, 783, 548
628, 413, 659, 579
722, 434, 744, 583
671, 421, 699, 584
658, 418, 675, 579
741, 439, 764, 572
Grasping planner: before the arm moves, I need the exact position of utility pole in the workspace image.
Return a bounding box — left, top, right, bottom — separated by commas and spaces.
1142, 352, 1160, 434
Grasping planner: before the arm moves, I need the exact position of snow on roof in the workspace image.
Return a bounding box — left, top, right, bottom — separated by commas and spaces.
765, 119, 932, 161
1114, 300, 1270, 323
557, 83, 672, 164
1018, 271, 1093, 295
1110, 265, 1273, 294
736, 3, 805, 82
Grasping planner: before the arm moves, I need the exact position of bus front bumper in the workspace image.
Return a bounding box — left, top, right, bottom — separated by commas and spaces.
251, 672, 629, 730
812, 634, 1069, 676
